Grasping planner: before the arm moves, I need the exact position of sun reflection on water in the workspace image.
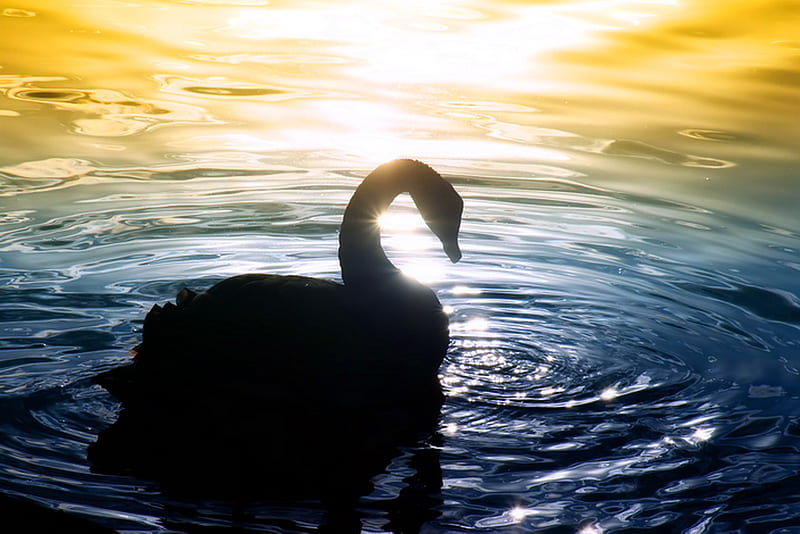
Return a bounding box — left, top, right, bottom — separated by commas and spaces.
1, 0, 797, 166
0, 0, 710, 166
599, 386, 618, 401
377, 204, 455, 283
378, 210, 426, 237
223, 0, 597, 89
509, 505, 536, 522
577, 520, 604, 534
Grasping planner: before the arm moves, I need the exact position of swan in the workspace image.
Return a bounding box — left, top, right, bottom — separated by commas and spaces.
96, 158, 462, 404
90, 160, 463, 498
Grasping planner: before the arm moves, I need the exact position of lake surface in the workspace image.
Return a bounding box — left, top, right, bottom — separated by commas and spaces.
2, 0, 799, 532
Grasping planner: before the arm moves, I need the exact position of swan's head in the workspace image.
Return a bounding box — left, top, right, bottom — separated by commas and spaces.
421, 187, 463, 263
403, 161, 463, 264
345, 159, 463, 268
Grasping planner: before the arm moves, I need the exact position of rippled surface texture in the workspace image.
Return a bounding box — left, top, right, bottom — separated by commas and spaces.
2, 0, 800, 532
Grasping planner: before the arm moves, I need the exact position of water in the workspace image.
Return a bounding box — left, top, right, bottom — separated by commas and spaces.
2, 0, 800, 532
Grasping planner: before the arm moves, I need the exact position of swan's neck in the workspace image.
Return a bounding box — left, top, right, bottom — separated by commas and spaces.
339, 172, 407, 286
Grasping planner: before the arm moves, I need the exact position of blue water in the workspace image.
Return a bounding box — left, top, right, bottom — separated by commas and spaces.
2, 160, 799, 532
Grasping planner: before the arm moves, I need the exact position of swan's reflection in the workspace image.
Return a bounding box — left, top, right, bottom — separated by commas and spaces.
90, 397, 444, 532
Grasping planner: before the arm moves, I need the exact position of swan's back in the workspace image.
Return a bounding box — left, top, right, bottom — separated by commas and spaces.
97, 272, 448, 410
141, 274, 354, 368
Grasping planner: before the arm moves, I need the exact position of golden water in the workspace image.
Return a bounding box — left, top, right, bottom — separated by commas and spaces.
2, 1, 798, 218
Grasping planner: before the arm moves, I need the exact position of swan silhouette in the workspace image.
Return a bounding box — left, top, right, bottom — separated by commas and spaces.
89, 159, 462, 509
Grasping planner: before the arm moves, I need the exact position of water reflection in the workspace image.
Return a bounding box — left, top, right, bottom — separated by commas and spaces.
90, 400, 445, 531
2, 0, 800, 531
3, 0, 798, 199
1, 162, 798, 530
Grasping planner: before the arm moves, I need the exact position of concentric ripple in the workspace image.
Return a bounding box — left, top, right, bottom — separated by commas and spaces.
1, 165, 799, 532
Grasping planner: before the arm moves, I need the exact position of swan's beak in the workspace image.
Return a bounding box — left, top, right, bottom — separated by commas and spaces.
444, 241, 462, 263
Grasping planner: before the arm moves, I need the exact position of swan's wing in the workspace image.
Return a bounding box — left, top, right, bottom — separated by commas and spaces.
97, 274, 361, 401
143, 274, 357, 360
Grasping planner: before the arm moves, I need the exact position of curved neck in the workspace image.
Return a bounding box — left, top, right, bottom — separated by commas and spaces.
338, 170, 409, 287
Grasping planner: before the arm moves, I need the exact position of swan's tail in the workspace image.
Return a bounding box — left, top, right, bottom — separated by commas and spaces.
94, 287, 198, 401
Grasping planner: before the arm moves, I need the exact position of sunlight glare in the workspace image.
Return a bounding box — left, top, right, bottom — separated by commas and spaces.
533, 364, 550, 380
691, 426, 714, 443
378, 211, 426, 233
463, 317, 490, 332
377, 200, 453, 283
509, 506, 536, 522
451, 285, 481, 296
540, 386, 565, 397
211, 0, 611, 161
399, 260, 447, 284
577, 521, 604, 534
600, 387, 618, 401
224, 0, 595, 89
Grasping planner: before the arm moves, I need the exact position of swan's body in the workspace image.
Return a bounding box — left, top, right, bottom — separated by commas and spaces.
90, 159, 463, 501
96, 159, 462, 408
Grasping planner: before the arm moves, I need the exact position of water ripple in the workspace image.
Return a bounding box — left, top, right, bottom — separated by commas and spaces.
7, 83, 212, 137
1, 166, 799, 531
